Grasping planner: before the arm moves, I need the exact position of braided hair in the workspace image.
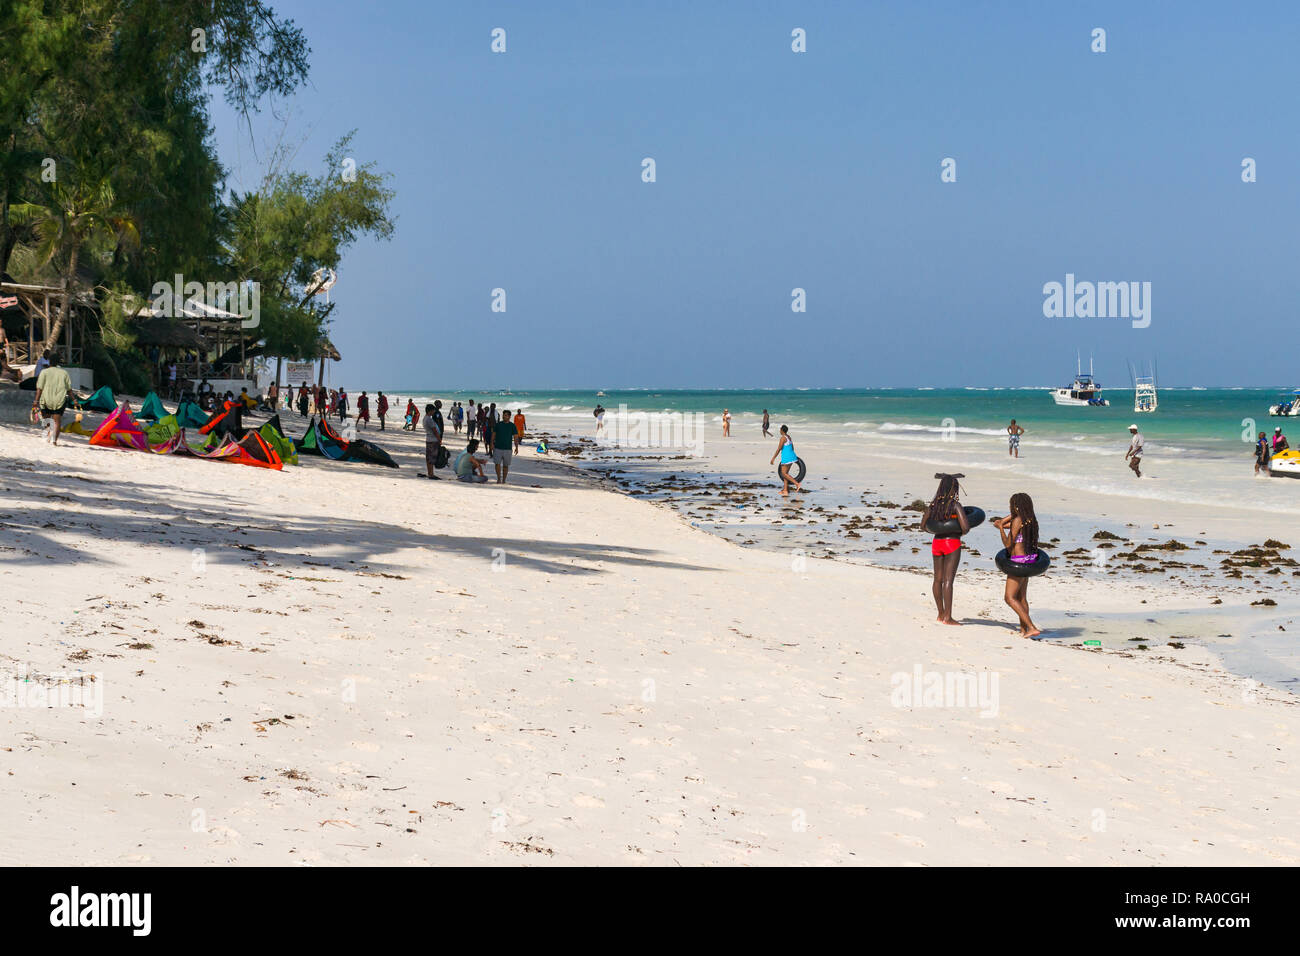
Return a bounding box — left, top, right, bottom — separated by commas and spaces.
923, 474, 963, 528
1009, 492, 1038, 552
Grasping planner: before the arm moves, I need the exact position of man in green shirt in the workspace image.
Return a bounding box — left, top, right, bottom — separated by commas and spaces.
33, 353, 73, 445
492, 409, 517, 483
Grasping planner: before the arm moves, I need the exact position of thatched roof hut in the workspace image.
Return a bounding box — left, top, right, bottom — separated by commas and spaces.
130, 315, 211, 350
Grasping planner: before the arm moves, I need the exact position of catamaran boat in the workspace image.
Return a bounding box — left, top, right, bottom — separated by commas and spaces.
1051, 357, 1109, 406
1268, 391, 1300, 417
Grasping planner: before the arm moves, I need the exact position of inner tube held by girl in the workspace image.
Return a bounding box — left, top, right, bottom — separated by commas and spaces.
995, 547, 1051, 577
777, 457, 806, 484
924, 506, 985, 538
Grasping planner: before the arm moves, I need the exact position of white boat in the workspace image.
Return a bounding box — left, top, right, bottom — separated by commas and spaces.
1130, 360, 1158, 413
1051, 356, 1109, 406
1268, 390, 1300, 417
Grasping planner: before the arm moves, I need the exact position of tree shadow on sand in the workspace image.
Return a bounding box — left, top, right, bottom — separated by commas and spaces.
0, 453, 720, 576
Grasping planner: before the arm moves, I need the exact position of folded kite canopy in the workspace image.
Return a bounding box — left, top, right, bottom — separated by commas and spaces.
138, 392, 168, 421
294, 416, 397, 467
88, 404, 281, 469
174, 400, 209, 429
82, 386, 117, 412
89, 405, 151, 451
259, 415, 298, 465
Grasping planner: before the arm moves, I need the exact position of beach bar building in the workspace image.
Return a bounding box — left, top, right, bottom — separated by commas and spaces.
0, 277, 98, 390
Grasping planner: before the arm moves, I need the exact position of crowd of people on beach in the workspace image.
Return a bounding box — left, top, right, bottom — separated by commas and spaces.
408, 398, 526, 484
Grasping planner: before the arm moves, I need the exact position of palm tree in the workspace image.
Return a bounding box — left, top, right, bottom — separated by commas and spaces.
11, 176, 139, 351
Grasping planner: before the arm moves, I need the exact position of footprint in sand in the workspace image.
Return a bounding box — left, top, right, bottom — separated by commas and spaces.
572, 794, 605, 808
888, 832, 927, 848
897, 776, 939, 788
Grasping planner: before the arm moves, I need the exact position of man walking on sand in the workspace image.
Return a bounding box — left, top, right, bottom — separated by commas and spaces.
33, 352, 72, 445
1125, 424, 1144, 478
377, 391, 388, 430
493, 409, 517, 483
513, 408, 525, 453
1007, 419, 1024, 458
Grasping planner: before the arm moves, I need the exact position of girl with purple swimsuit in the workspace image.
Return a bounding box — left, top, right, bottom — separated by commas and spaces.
992, 493, 1041, 637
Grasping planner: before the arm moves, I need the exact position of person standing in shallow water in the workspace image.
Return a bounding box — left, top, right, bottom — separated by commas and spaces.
1125, 424, 1144, 477
921, 473, 970, 626
1007, 419, 1024, 458
1255, 430, 1270, 475
769, 425, 802, 496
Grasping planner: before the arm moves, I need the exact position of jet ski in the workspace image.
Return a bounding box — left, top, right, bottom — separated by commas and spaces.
1268, 447, 1300, 478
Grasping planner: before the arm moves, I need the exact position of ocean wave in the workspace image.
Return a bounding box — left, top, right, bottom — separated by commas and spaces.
878, 422, 1007, 437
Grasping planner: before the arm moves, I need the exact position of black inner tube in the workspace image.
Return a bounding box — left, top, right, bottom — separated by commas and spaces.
995, 547, 1051, 577
924, 506, 985, 537
777, 457, 806, 484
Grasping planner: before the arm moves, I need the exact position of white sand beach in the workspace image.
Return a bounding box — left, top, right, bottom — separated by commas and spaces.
1, 410, 1296, 866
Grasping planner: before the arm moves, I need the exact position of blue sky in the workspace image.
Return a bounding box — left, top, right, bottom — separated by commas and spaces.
210, 1, 1300, 388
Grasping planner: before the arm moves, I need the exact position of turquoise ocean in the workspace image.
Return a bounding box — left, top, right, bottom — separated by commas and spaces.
394, 387, 1297, 460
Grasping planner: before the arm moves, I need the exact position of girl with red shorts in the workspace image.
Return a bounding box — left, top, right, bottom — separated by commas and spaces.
921, 474, 971, 625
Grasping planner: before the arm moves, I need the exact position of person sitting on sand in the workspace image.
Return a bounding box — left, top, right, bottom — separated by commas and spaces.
769, 425, 803, 496
454, 439, 490, 482
921, 473, 971, 625
993, 493, 1041, 637
1255, 430, 1271, 475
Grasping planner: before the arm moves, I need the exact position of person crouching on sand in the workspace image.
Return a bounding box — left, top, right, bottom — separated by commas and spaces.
921, 473, 970, 625
769, 425, 802, 496
993, 493, 1041, 637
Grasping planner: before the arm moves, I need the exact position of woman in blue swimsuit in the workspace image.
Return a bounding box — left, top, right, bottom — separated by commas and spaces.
769, 425, 802, 496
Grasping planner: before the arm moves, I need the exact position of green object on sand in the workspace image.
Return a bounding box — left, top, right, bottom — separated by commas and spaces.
138, 391, 168, 421
258, 420, 299, 465
82, 385, 116, 412
1083, 640, 1102, 647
